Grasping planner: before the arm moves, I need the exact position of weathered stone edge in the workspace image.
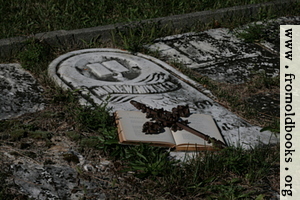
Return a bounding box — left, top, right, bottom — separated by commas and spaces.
0, 0, 293, 58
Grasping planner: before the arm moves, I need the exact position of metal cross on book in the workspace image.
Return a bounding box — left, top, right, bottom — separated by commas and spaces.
130, 100, 227, 148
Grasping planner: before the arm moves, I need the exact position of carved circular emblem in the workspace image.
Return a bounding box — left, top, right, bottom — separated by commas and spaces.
73, 55, 141, 82
48, 49, 181, 98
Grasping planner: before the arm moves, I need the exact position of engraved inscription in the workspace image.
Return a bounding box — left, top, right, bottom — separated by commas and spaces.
51, 49, 182, 100
195, 100, 214, 109
75, 59, 140, 82
221, 123, 233, 131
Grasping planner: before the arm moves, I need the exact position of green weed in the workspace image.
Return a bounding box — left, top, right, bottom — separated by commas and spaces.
74, 103, 114, 132
121, 144, 177, 179
205, 182, 252, 200
80, 137, 101, 149
65, 131, 82, 142
152, 144, 279, 199
0, 120, 37, 141
247, 72, 278, 93
29, 130, 52, 140
18, 39, 51, 73
237, 22, 266, 43
51, 91, 120, 151
236, 20, 279, 44
113, 22, 173, 53
51, 87, 80, 104
0, 118, 54, 149
260, 118, 279, 133
0, 0, 274, 40
8, 129, 26, 141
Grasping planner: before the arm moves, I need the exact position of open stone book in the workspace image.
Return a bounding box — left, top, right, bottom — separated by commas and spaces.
115, 110, 226, 151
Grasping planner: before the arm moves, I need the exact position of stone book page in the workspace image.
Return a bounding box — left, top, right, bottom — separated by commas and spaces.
172, 114, 224, 151
115, 110, 224, 150
115, 110, 176, 147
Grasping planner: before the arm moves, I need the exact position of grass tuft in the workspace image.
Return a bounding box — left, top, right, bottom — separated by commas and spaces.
18, 39, 52, 73
0, 0, 275, 40
113, 21, 174, 53
150, 144, 279, 199
120, 144, 177, 179
75, 104, 113, 132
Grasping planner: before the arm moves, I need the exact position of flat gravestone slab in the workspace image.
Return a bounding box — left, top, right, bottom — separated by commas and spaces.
0, 63, 45, 120
48, 48, 278, 148
242, 16, 300, 54
148, 28, 279, 84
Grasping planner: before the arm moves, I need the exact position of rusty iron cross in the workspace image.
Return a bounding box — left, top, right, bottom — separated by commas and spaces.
130, 100, 227, 148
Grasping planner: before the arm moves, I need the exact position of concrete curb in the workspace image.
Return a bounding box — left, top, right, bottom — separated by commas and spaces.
0, 0, 294, 58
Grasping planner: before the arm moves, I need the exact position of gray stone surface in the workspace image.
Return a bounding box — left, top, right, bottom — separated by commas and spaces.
147, 16, 300, 86
12, 161, 107, 200
13, 163, 77, 200
48, 48, 278, 148
148, 28, 279, 84
1, 135, 111, 200
233, 16, 300, 57
0, 63, 45, 120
